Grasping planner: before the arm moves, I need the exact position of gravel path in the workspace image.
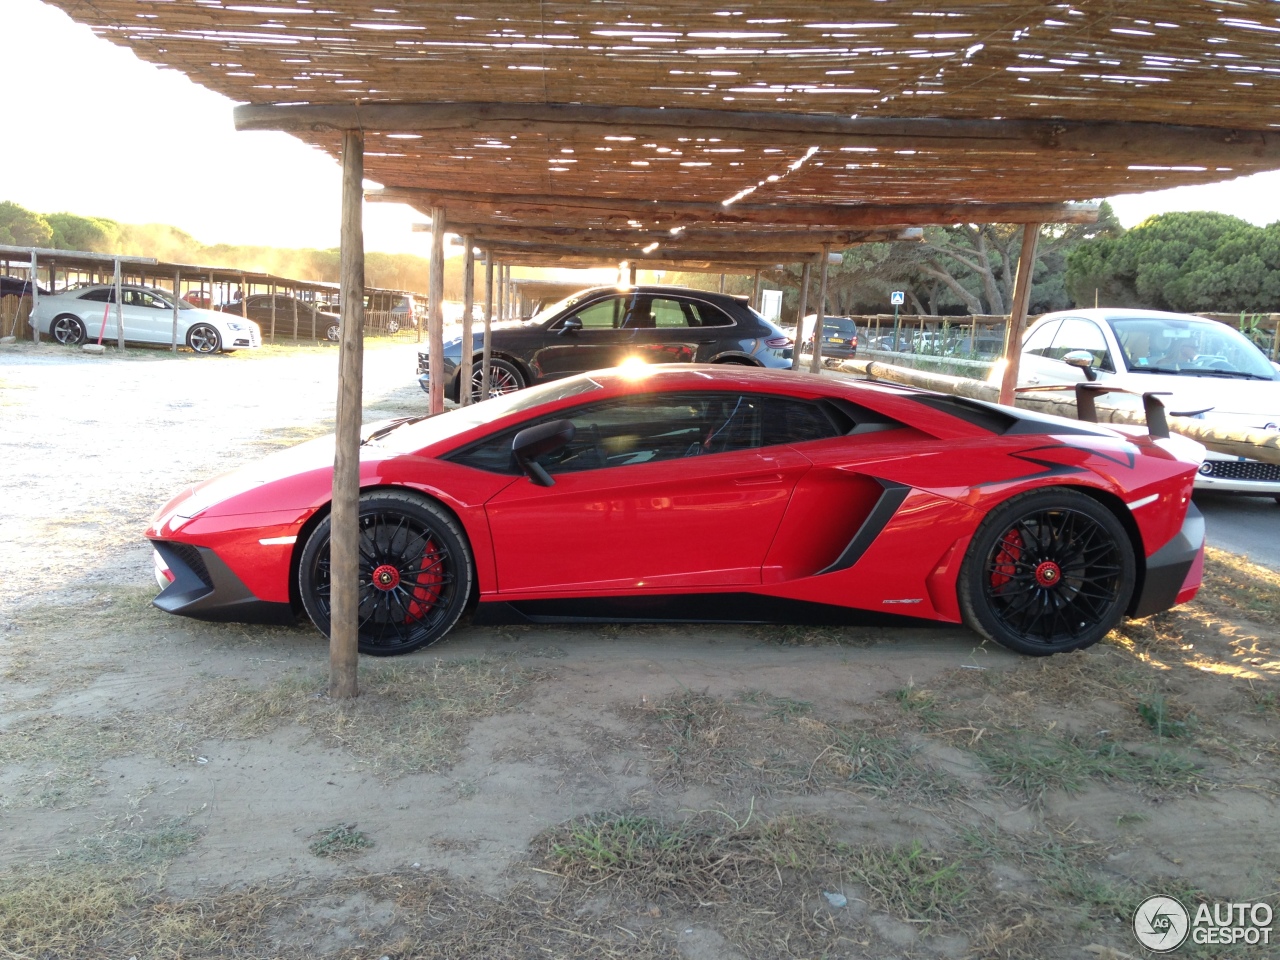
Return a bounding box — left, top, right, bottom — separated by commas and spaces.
0, 339, 425, 614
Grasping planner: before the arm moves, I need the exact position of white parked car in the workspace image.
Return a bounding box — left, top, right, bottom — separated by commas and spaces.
30, 284, 261, 354
1009, 308, 1280, 499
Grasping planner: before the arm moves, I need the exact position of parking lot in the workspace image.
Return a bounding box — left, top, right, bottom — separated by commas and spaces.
1, 341, 1277, 960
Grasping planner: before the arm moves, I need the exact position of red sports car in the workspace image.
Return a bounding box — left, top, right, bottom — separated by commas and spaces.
146, 366, 1205, 657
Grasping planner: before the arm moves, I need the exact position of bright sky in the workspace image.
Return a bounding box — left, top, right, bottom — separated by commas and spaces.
3, 0, 1279, 255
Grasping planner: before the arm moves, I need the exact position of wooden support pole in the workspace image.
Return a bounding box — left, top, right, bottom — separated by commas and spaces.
808, 246, 830, 374
628, 262, 637, 286
269, 283, 277, 343
114, 259, 124, 350
29, 251, 39, 343
998, 224, 1042, 406
792, 262, 811, 371
428, 205, 447, 415
329, 130, 366, 701
171, 269, 180, 352
482, 253, 494, 398
460, 235, 475, 406
752, 269, 762, 311
719, 273, 725, 294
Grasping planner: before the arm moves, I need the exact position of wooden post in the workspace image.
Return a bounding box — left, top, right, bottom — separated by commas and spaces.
171, 269, 180, 352
482, 253, 494, 398
497, 263, 507, 321
751, 269, 762, 311
628, 262, 638, 286
269, 283, 277, 342
329, 129, 366, 701
808, 246, 830, 374
719, 273, 726, 294
292, 296, 299, 340
998, 223, 1041, 406
114, 259, 124, 350
791, 262, 810, 371
428, 205, 447, 416
459, 234, 475, 405
29, 251, 39, 343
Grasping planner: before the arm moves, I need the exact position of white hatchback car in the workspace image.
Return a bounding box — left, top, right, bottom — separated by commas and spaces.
1009, 308, 1280, 499
30, 284, 261, 354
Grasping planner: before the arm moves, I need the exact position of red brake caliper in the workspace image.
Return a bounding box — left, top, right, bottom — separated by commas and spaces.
404, 536, 443, 622
990, 529, 1022, 589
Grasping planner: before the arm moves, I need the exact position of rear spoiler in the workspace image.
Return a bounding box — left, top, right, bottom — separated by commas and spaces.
1014, 382, 1211, 440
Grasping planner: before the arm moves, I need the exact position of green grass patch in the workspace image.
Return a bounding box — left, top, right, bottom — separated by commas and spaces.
308, 823, 373, 860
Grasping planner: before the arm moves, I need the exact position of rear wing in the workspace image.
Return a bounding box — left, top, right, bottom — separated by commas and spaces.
1013, 382, 1210, 440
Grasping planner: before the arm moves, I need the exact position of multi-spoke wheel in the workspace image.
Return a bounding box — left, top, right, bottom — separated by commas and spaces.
958, 488, 1135, 655
187, 323, 222, 354
51, 315, 86, 345
386, 318, 401, 335
297, 491, 473, 656
326, 322, 340, 342
469, 357, 526, 400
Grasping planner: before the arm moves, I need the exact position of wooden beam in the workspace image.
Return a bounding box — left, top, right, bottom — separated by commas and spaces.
428, 206, 446, 415
459, 234, 474, 406
330, 129, 365, 701
483, 241, 846, 265
235, 103, 1280, 167
371, 187, 1097, 228
433, 223, 922, 251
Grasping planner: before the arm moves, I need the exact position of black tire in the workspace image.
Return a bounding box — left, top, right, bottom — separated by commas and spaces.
469, 357, 526, 400
386, 318, 401, 335
297, 490, 474, 656
51, 314, 86, 346
187, 323, 222, 354
327, 322, 340, 342
958, 488, 1135, 656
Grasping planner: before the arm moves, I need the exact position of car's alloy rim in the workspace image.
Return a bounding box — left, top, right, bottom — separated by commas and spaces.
190, 326, 218, 353
473, 366, 520, 398
53, 318, 79, 343
309, 509, 457, 653
983, 507, 1123, 645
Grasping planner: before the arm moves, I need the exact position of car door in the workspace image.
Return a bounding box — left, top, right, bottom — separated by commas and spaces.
73, 289, 116, 340
122, 288, 172, 342
531, 293, 636, 379
468, 391, 814, 593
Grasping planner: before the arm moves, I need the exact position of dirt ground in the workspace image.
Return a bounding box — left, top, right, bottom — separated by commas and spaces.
1, 339, 1277, 960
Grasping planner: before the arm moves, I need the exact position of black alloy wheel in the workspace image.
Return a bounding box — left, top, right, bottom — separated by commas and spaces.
469, 357, 526, 400
298, 491, 473, 656
959, 488, 1135, 655
51, 315, 87, 345
187, 323, 222, 354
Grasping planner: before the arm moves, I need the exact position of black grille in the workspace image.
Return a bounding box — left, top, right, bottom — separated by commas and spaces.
164, 542, 213, 587
1200, 459, 1280, 482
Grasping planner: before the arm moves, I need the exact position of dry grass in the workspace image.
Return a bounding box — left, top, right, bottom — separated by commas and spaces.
1198, 547, 1280, 625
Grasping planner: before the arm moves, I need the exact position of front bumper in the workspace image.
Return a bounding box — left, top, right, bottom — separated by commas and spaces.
1193, 451, 1280, 495
151, 540, 295, 624
417, 354, 461, 399
1130, 502, 1205, 618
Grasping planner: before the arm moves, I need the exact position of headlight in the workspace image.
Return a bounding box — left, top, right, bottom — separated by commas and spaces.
227, 322, 247, 331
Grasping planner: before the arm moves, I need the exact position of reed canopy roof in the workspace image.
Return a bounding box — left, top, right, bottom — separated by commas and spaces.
45, 0, 1280, 260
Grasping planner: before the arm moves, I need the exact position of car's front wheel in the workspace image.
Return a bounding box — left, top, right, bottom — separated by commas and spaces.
386, 318, 401, 335
469, 357, 526, 400
327, 322, 340, 342
187, 323, 222, 354
297, 491, 474, 656
958, 488, 1135, 656
51, 314, 86, 346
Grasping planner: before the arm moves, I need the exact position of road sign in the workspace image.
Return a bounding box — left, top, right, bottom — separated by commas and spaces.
890, 291, 905, 306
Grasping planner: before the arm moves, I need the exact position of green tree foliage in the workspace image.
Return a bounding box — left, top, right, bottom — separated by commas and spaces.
46, 213, 122, 252
0, 201, 53, 247
1066, 211, 1280, 313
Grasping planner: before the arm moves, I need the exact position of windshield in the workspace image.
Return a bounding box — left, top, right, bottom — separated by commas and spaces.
367, 376, 604, 453
1110, 316, 1276, 379
529, 291, 592, 325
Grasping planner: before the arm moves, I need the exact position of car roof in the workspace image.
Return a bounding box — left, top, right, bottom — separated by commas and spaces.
573, 284, 749, 304
1033, 308, 1220, 325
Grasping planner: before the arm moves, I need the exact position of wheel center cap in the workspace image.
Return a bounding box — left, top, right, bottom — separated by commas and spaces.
1034, 561, 1062, 588
372, 564, 401, 591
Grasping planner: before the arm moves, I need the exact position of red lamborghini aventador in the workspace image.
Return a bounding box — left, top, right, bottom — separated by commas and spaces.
146, 365, 1205, 657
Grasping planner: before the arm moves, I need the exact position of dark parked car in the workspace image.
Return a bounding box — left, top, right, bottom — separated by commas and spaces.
418, 285, 793, 400
221, 294, 341, 341
800, 314, 860, 359
0, 276, 50, 298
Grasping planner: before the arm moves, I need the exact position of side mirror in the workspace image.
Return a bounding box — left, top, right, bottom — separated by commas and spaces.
1062, 350, 1099, 382
512, 419, 575, 487
558, 316, 583, 336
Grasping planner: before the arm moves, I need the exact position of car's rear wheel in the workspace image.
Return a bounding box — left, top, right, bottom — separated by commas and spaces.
327, 322, 340, 342
386, 318, 401, 335
51, 315, 86, 346
298, 491, 474, 656
958, 488, 1134, 656
470, 357, 526, 400
187, 323, 221, 354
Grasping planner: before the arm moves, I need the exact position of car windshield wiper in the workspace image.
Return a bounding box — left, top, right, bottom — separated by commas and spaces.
361, 415, 430, 445
1191, 369, 1275, 380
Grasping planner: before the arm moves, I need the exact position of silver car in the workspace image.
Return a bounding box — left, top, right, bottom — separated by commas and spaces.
30, 284, 261, 354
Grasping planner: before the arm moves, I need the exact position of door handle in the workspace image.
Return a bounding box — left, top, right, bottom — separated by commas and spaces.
734, 473, 783, 485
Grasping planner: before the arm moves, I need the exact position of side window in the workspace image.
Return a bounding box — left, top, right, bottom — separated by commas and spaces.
80, 288, 112, 303
651, 298, 694, 328
689, 301, 734, 328
569, 298, 623, 330
1050, 318, 1113, 371
1022, 319, 1059, 358
758, 397, 841, 445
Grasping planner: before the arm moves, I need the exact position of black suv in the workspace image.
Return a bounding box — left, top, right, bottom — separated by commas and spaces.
418, 285, 793, 400
220, 294, 341, 340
